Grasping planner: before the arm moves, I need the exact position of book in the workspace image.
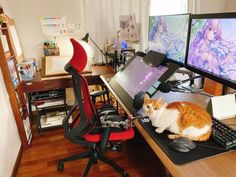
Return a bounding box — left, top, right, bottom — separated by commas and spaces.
7, 58, 19, 88
0, 35, 9, 52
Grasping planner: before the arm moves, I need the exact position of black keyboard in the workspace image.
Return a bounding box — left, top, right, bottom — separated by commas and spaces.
212, 117, 236, 149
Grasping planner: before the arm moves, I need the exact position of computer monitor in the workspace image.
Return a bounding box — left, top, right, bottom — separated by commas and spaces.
148, 14, 190, 66
115, 55, 168, 98
186, 13, 236, 89
109, 52, 179, 114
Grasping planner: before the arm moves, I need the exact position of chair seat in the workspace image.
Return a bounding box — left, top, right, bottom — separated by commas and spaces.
84, 127, 134, 143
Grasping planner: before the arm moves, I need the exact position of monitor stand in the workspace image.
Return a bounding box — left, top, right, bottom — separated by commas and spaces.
222, 85, 228, 95
180, 84, 203, 92
173, 75, 204, 93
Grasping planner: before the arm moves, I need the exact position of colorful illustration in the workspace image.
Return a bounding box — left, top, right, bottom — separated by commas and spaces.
187, 18, 236, 82
148, 15, 189, 64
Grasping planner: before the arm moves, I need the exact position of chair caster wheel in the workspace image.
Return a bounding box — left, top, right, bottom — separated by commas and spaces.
123, 171, 129, 177
57, 161, 64, 172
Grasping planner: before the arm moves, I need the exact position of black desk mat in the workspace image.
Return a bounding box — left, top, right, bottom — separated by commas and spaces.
138, 117, 235, 165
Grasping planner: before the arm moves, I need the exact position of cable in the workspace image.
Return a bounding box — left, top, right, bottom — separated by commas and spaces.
168, 75, 203, 86
191, 92, 213, 97
197, 144, 230, 151
170, 87, 213, 97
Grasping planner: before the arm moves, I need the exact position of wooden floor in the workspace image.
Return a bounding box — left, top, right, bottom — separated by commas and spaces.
16, 126, 171, 177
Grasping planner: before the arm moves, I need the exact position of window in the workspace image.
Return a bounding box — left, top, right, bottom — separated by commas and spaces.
150, 0, 188, 16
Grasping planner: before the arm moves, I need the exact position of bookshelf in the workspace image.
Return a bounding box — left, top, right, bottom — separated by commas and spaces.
0, 11, 32, 150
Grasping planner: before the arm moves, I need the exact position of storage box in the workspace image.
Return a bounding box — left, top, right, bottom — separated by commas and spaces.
18, 60, 37, 81
44, 47, 60, 56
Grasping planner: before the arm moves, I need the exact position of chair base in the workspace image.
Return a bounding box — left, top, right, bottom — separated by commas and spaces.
57, 146, 129, 177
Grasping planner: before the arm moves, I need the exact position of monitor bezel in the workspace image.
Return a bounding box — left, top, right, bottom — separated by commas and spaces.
148, 13, 191, 67
185, 12, 236, 89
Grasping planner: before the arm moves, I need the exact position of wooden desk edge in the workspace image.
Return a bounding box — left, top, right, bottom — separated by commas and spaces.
100, 74, 132, 116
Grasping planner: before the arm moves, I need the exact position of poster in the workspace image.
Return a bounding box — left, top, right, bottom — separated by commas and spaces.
119, 14, 140, 42
66, 23, 82, 35
40, 16, 67, 36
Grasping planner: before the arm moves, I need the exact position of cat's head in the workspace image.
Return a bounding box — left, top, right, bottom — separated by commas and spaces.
143, 94, 165, 116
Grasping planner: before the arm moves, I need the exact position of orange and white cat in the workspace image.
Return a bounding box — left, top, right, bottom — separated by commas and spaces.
143, 94, 212, 141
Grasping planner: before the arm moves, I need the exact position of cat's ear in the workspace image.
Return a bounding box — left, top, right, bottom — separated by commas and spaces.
158, 97, 164, 105
144, 94, 150, 101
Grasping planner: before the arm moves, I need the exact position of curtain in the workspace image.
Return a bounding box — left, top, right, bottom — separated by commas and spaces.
83, 0, 150, 64
150, 0, 188, 16
188, 0, 199, 14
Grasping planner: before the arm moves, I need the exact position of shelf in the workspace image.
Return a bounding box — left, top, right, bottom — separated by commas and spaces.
0, 13, 31, 150
40, 111, 71, 128
23, 117, 32, 143
5, 51, 13, 59
35, 99, 65, 109
32, 89, 68, 132
14, 81, 20, 89
0, 27, 8, 30
20, 108, 29, 120
32, 89, 65, 101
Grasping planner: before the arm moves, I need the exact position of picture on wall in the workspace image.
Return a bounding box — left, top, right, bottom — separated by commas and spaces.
119, 14, 140, 42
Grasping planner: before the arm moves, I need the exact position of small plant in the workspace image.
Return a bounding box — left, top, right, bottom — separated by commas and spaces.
0, 15, 3, 25
0, 13, 9, 25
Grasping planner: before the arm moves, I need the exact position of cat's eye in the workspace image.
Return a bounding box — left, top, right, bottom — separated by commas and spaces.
154, 107, 157, 110
146, 105, 150, 109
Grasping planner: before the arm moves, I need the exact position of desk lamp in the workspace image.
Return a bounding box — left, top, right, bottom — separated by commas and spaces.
82, 33, 106, 65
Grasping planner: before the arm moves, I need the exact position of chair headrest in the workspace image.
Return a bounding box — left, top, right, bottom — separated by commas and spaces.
69, 38, 88, 73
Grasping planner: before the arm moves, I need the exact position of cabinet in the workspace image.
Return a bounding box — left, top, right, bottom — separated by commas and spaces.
0, 12, 32, 150
32, 89, 68, 132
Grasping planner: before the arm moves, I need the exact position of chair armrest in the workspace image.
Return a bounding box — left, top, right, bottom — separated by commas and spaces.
90, 90, 109, 104
99, 127, 111, 153
62, 103, 78, 130
90, 90, 108, 97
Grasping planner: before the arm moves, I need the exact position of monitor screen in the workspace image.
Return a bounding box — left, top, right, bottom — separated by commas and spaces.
148, 14, 189, 65
109, 52, 179, 114
186, 13, 236, 89
115, 55, 168, 98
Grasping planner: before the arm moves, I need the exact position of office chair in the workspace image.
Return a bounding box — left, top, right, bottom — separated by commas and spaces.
57, 38, 134, 177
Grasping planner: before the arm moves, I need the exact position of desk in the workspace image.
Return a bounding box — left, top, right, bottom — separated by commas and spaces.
21, 65, 114, 120
22, 65, 114, 93
100, 74, 236, 177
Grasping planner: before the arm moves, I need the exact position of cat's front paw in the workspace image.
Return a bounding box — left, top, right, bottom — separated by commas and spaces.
155, 127, 164, 133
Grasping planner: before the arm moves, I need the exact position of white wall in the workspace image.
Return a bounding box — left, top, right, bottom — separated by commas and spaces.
225, 0, 236, 11
189, 0, 226, 14
0, 70, 21, 177
6, 0, 85, 62
0, 3, 22, 177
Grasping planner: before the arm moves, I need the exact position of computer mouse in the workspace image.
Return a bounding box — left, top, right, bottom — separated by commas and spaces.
169, 137, 197, 153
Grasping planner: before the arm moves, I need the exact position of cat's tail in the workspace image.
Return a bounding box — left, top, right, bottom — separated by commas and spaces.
168, 129, 212, 141
194, 129, 212, 141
